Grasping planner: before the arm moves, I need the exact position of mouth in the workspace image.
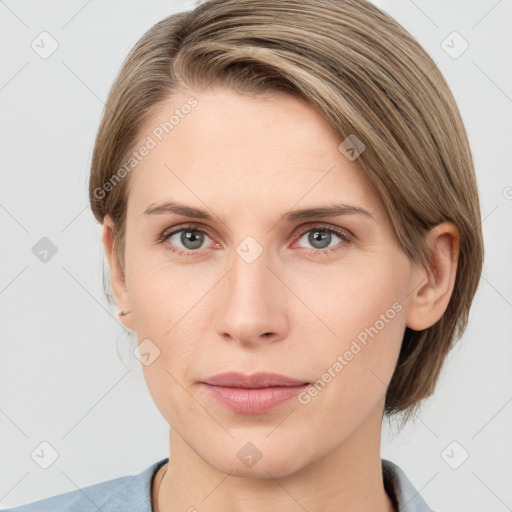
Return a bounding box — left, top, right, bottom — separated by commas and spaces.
199, 372, 310, 414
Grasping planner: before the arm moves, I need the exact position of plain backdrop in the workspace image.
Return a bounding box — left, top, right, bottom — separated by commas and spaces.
1, 1, 511, 510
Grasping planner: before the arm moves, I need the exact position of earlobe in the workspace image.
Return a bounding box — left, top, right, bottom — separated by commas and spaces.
405, 222, 460, 331
101, 215, 133, 330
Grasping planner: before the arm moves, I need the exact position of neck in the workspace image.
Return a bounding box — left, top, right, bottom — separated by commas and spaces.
155, 404, 395, 512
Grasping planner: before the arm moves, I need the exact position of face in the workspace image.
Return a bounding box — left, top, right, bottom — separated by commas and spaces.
114, 87, 418, 477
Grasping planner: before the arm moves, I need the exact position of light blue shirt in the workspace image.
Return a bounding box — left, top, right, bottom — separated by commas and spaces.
3, 458, 436, 511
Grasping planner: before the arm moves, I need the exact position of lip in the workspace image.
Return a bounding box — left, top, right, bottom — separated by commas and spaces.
200, 372, 310, 414
202, 371, 309, 388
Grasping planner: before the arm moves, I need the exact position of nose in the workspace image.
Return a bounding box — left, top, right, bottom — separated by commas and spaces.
213, 245, 289, 347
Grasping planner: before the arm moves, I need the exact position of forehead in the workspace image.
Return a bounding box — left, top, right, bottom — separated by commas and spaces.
126, 87, 384, 218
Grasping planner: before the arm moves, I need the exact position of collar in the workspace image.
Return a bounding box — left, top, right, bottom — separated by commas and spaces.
9, 457, 435, 511
382, 458, 437, 511
140, 458, 436, 512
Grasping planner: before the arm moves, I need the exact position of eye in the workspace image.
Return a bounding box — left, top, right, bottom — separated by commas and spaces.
294, 225, 352, 253
158, 225, 217, 255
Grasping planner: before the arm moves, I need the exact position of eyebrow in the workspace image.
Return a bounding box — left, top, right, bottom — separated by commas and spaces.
142, 201, 373, 222
143, 202, 216, 221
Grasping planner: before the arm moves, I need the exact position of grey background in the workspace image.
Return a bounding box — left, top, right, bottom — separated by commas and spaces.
1, 1, 511, 510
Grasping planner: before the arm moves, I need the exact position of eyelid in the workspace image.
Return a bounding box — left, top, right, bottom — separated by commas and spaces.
158, 222, 216, 243
292, 222, 354, 242
285, 224, 353, 259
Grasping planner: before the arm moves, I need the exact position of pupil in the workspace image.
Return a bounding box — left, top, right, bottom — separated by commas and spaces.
309, 230, 331, 249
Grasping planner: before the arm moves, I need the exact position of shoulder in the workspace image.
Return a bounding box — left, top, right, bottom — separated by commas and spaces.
382, 458, 438, 512
3, 458, 168, 512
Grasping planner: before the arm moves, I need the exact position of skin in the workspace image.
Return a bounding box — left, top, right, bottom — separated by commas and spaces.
102, 87, 459, 512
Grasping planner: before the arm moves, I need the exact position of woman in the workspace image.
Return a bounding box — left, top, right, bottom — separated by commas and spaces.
7, 0, 483, 510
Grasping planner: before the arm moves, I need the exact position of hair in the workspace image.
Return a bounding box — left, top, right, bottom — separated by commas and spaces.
89, 0, 484, 422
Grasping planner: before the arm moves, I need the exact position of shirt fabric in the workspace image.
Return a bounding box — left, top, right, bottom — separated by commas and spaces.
4, 458, 436, 511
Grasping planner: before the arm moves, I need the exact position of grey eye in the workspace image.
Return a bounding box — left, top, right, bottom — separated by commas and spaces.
298, 229, 342, 250
169, 229, 210, 250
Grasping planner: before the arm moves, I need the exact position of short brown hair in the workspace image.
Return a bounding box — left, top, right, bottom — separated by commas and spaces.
89, 0, 484, 421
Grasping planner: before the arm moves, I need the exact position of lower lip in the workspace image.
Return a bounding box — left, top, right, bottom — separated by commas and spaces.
201, 383, 309, 414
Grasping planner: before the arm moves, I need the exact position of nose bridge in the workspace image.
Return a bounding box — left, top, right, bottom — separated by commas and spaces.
231, 240, 270, 302
214, 236, 288, 344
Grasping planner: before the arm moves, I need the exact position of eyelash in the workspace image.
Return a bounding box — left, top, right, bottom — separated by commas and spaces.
157, 223, 353, 257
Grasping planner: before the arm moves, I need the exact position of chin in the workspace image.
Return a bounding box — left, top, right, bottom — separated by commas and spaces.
197, 436, 316, 479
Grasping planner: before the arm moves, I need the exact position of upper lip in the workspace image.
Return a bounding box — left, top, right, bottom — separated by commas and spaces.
202, 372, 309, 388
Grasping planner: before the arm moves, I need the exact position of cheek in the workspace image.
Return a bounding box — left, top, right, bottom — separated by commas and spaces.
293, 258, 407, 415
291, 253, 407, 349
134, 311, 201, 427
124, 254, 207, 404
125, 248, 210, 336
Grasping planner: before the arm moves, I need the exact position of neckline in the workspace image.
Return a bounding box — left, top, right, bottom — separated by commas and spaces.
149, 458, 404, 512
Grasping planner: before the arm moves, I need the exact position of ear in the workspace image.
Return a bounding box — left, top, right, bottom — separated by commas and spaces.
405, 221, 460, 331
102, 215, 133, 331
